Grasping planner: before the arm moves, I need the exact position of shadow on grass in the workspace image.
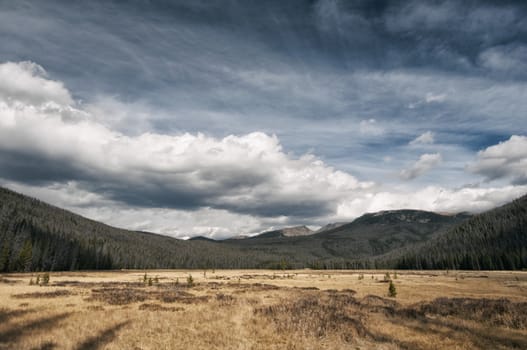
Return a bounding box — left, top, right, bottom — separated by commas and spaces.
75, 321, 130, 350
0, 312, 72, 345
397, 315, 527, 349
257, 290, 527, 350
0, 307, 34, 323
363, 301, 527, 350
30, 341, 57, 350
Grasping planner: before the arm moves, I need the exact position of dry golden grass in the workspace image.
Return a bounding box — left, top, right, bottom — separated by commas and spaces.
0, 269, 526, 349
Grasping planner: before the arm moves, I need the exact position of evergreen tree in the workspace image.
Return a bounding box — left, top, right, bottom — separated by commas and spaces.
0, 243, 10, 272
18, 240, 33, 272
388, 281, 397, 298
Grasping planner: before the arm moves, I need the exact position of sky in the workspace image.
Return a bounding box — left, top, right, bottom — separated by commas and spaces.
0, 0, 526, 239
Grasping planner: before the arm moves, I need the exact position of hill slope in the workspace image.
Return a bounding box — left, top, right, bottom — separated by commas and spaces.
220, 210, 470, 268
1, 186, 525, 271
0, 187, 268, 271
380, 194, 527, 269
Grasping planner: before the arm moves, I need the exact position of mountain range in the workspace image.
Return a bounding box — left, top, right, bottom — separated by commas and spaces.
0, 186, 526, 272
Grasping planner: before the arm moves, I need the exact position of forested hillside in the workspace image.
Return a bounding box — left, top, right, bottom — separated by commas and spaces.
223, 210, 469, 269
1, 186, 525, 272
379, 194, 527, 270
0, 187, 275, 271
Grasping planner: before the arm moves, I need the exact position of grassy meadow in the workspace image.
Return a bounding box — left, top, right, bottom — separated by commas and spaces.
1, 269, 526, 349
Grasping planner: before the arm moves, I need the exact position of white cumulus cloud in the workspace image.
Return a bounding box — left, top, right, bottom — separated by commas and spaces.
0, 61, 374, 221
468, 135, 527, 185
0, 61, 72, 105
410, 131, 435, 145
335, 184, 527, 220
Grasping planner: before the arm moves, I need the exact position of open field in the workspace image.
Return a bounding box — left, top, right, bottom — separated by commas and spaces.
1, 270, 527, 350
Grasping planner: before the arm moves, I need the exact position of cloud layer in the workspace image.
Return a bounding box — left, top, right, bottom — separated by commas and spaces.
0, 61, 372, 221
0, 1, 526, 237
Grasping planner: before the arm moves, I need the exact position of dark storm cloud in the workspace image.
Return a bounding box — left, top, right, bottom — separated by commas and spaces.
3, 1, 526, 98
2, 0, 526, 144
1, 1, 526, 143
0, 151, 87, 185
0, 138, 332, 218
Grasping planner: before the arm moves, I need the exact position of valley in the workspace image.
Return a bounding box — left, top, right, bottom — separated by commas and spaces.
1, 269, 526, 349
2, 187, 526, 272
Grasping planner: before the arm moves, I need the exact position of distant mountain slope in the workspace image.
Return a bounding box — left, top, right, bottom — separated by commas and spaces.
380, 194, 527, 270
315, 222, 347, 233
1, 186, 525, 271
222, 210, 470, 268
248, 225, 314, 239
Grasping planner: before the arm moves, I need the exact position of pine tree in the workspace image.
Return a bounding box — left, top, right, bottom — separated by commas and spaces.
388, 281, 397, 298
0, 243, 10, 272
18, 240, 33, 272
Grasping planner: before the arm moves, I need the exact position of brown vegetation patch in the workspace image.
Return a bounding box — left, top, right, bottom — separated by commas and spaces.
88, 287, 149, 305
233, 283, 283, 294
175, 295, 209, 304
255, 292, 366, 342
239, 274, 295, 280
54, 281, 145, 288
86, 305, 105, 311
209, 275, 230, 280
51, 280, 83, 287
11, 290, 75, 299
0, 277, 19, 284
138, 303, 184, 312
413, 297, 527, 329
157, 290, 198, 303
215, 293, 236, 305
86, 286, 211, 305
360, 294, 398, 315
206, 281, 222, 289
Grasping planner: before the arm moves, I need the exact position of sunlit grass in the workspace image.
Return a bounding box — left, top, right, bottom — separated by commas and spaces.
0, 269, 526, 349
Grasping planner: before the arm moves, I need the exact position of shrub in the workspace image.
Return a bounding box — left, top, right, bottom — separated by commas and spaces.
41, 273, 50, 286
388, 281, 397, 298
384, 272, 391, 282
187, 274, 194, 287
